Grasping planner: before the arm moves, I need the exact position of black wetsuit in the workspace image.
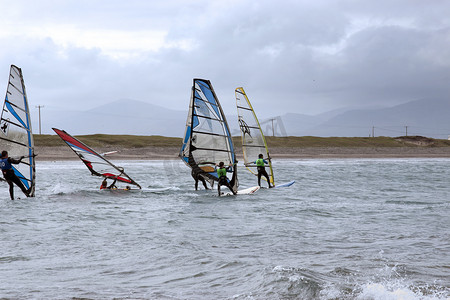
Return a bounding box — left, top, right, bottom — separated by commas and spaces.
0, 157, 29, 200
216, 166, 236, 195
256, 158, 272, 188
191, 170, 208, 190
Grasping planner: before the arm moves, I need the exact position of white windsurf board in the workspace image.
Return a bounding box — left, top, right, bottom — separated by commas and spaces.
221, 185, 260, 196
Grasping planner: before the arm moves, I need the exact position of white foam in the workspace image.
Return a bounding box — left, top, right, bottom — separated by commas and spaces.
49, 182, 80, 195
357, 282, 444, 300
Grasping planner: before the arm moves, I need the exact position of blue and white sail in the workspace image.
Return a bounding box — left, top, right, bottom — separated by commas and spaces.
180, 79, 238, 192
0, 65, 35, 196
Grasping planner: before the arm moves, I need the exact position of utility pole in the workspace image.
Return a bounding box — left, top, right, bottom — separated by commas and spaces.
270, 118, 275, 137
405, 126, 408, 137
35, 105, 44, 134
372, 126, 375, 138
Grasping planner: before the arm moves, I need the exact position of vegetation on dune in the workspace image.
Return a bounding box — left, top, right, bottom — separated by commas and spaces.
262, 136, 450, 148
34, 134, 450, 148
34, 134, 182, 148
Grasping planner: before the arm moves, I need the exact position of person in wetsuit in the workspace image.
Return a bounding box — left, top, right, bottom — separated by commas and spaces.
215, 161, 236, 196
100, 178, 118, 190
0, 150, 31, 200
191, 169, 209, 190
100, 178, 108, 190
254, 153, 273, 188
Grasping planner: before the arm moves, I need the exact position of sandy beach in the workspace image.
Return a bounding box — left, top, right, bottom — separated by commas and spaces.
34, 145, 450, 161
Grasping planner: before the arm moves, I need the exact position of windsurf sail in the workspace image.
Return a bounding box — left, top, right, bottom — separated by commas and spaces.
52, 128, 141, 189
180, 79, 238, 192
0, 65, 35, 196
235, 87, 274, 185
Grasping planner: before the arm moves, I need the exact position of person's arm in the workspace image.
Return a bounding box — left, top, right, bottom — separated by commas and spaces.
108, 178, 118, 189
226, 164, 233, 172
9, 156, 24, 164
245, 160, 256, 166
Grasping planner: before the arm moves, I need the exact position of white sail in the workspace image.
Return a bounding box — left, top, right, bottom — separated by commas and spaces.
235, 87, 274, 185
0, 65, 35, 196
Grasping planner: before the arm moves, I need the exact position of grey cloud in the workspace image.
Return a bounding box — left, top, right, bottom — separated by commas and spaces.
1, 0, 449, 120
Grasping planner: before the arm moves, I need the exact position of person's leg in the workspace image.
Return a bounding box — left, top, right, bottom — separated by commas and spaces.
217, 183, 221, 196
194, 178, 199, 190
257, 171, 262, 187
226, 182, 236, 195
12, 176, 29, 196
7, 181, 14, 200
263, 170, 271, 188
200, 177, 208, 189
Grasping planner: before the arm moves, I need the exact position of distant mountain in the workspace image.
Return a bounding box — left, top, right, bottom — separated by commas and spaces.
276, 113, 326, 136
284, 98, 450, 138
40, 99, 187, 137
37, 97, 450, 139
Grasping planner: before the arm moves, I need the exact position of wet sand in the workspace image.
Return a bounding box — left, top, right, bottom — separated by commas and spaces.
35, 146, 450, 161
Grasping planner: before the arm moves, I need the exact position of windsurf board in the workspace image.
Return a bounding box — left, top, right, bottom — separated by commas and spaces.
221, 185, 260, 196
274, 180, 295, 188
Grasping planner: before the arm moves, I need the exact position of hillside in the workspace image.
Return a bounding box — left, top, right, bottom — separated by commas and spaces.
33, 134, 450, 160
35, 98, 450, 139
35, 134, 182, 148
34, 134, 450, 148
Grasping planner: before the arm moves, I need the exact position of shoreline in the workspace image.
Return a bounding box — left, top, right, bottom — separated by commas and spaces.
34, 146, 450, 161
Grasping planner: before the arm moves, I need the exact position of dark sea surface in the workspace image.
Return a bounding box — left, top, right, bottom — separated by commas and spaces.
0, 159, 448, 299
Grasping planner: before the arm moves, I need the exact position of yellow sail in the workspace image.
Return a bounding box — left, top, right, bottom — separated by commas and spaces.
235, 87, 274, 185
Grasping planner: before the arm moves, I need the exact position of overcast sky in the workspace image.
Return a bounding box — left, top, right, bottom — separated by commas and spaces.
1, 0, 450, 120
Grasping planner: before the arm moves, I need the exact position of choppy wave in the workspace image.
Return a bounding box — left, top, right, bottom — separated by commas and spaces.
0, 159, 448, 299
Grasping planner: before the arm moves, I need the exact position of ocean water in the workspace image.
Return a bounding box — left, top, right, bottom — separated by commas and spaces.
0, 158, 448, 299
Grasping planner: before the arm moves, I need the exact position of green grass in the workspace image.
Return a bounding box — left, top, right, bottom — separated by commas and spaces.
261, 136, 450, 148
34, 134, 182, 148
35, 134, 450, 148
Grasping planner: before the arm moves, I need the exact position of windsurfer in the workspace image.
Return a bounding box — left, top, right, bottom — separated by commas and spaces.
0, 150, 31, 199
215, 162, 236, 195
100, 178, 117, 190
100, 179, 107, 189
252, 154, 273, 188
191, 169, 209, 190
